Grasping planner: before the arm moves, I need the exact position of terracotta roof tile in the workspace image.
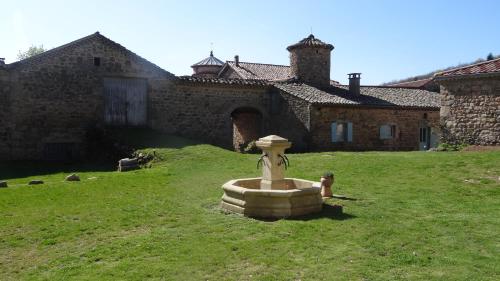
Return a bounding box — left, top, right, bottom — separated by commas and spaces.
386, 77, 434, 88
274, 82, 440, 109
224, 61, 292, 80
287, 34, 334, 51
435, 58, 500, 79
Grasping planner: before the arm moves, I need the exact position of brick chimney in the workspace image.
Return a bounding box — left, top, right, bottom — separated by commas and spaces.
348, 73, 361, 95
234, 55, 239, 66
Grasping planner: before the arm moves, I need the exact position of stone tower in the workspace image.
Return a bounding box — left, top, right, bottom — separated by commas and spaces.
191, 51, 224, 78
287, 34, 334, 88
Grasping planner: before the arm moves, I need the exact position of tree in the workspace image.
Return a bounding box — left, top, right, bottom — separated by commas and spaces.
486, 53, 494, 61
17, 45, 46, 60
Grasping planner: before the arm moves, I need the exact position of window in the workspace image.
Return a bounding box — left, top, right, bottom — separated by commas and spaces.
380, 124, 396, 139
331, 122, 353, 143
94, 57, 101, 66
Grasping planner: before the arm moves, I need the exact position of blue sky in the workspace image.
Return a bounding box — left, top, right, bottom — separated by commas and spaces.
1, 0, 499, 84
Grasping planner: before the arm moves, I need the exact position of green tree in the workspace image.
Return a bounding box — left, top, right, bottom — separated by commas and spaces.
17, 45, 46, 60
486, 53, 494, 61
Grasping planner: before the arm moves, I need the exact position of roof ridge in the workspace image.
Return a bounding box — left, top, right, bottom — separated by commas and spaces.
9, 32, 100, 67
435, 57, 500, 77
227, 61, 290, 68
388, 77, 433, 85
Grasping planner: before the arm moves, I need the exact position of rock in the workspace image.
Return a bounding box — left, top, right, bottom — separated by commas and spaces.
28, 180, 44, 185
65, 174, 80, 181
118, 158, 139, 172
0, 181, 7, 188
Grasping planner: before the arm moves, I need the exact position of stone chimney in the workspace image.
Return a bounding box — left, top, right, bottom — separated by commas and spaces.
234, 55, 239, 66
287, 34, 334, 89
348, 73, 361, 95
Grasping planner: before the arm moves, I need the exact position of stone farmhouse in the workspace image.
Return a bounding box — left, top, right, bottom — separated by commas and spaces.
0, 32, 441, 161
434, 58, 500, 145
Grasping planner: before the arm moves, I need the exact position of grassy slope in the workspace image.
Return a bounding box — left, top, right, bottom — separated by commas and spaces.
0, 134, 499, 281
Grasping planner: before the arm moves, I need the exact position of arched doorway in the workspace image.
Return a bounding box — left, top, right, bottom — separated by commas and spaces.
231, 107, 263, 152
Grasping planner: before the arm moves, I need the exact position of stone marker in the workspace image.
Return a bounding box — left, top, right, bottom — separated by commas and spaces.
0, 181, 7, 188
65, 174, 80, 181
118, 158, 139, 172
28, 180, 44, 185
320, 171, 334, 198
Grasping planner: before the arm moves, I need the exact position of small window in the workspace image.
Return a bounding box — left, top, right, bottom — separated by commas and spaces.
331, 121, 353, 143
380, 124, 396, 139
94, 57, 101, 66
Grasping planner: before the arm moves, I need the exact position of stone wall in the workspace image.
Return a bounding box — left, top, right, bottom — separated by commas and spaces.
150, 81, 272, 148
0, 68, 12, 159
1, 35, 169, 160
289, 47, 331, 88
439, 76, 500, 145
309, 105, 440, 151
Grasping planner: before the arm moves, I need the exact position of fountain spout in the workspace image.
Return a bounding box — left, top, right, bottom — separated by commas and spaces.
255, 135, 292, 190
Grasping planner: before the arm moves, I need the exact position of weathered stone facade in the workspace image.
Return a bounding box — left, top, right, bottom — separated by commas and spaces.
438, 76, 500, 145
310, 106, 439, 151
0, 32, 443, 161
0, 33, 171, 160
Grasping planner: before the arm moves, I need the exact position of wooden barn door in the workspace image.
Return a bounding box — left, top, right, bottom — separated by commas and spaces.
104, 78, 147, 126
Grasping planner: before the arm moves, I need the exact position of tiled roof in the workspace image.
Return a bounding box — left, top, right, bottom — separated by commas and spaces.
7, 32, 175, 77
223, 61, 292, 80
434, 57, 500, 79
273, 82, 440, 109
287, 34, 334, 51
221, 61, 340, 84
386, 77, 434, 88
191, 51, 224, 67
176, 76, 270, 86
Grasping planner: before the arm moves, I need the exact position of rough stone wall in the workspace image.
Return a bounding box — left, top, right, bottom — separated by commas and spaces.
0, 68, 12, 159
439, 76, 500, 145
2, 36, 168, 160
192, 65, 222, 78
150, 82, 272, 148
269, 90, 311, 151
232, 112, 262, 151
289, 48, 331, 88
310, 106, 440, 151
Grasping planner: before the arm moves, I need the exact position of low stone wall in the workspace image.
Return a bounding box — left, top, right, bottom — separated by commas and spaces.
439, 76, 500, 145
310, 105, 440, 151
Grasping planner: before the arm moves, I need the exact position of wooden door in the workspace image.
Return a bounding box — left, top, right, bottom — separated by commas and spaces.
104, 78, 147, 126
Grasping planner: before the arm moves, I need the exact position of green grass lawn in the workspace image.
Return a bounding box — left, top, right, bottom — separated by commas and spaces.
0, 133, 499, 280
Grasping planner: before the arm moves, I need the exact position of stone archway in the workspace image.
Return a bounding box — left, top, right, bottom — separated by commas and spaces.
231, 107, 263, 152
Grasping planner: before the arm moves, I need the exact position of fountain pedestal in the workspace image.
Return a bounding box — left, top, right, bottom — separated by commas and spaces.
221, 135, 323, 218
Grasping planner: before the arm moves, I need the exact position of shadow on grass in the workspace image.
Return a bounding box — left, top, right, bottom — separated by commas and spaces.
251, 204, 357, 222
0, 161, 115, 181
286, 204, 357, 221
107, 128, 201, 150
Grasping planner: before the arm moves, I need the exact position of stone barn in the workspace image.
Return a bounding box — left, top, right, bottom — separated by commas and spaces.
0, 32, 442, 161
434, 58, 500, 145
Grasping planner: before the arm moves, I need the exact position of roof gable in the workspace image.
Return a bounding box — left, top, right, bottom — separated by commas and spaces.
219, 61, 292, 80
8, 32, 175, 77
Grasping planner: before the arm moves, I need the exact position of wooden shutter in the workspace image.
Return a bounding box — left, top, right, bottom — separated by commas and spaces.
331, 122, 337, 142
347, 122, 353, 142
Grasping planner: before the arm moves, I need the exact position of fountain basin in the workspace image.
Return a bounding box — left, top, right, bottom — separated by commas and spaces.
221, 178, 323, 218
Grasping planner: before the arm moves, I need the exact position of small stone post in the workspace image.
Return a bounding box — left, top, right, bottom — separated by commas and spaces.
255, 135, 292, 190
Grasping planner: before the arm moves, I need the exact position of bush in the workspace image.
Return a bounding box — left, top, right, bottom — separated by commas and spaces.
436, 142, 468, 152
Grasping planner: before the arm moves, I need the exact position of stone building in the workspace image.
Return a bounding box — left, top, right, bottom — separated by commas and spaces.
0, 32, 441, 161
434, 58, 500, 145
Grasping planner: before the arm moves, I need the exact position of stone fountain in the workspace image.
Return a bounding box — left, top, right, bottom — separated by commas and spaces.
221, 135, 323, 218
